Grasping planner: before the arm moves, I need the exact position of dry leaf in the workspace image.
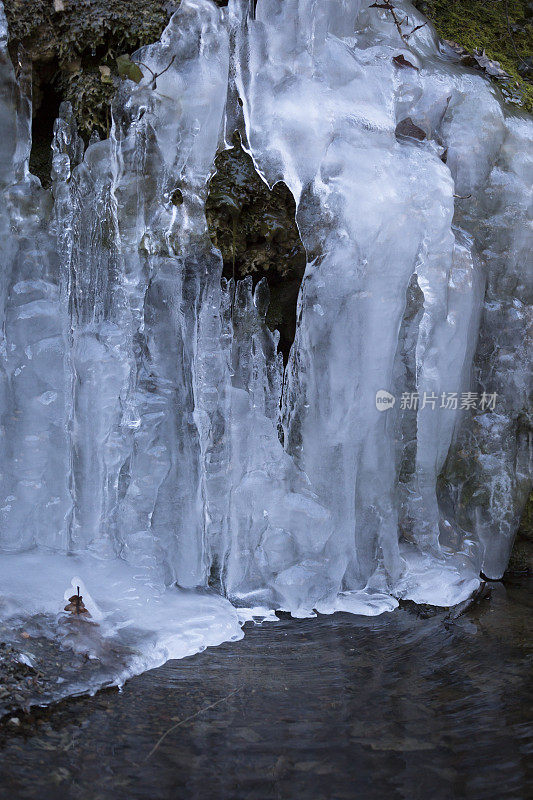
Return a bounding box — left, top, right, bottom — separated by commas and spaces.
392, 54, 418, 71
64, 587, 90, 616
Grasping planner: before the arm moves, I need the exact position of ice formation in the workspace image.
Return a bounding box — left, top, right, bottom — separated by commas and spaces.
0, 0, 531, 687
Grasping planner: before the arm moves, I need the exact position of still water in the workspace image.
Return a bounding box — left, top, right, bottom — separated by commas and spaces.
1, 576, 531, 800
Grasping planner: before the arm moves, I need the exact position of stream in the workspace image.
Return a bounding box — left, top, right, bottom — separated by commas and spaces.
1, 574, 531, 800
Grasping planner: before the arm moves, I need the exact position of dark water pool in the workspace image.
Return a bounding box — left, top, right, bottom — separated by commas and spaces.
0, 576, 531, 800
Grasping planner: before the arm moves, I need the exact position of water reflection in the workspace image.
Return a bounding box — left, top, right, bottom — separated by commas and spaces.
1, 577, 531, 800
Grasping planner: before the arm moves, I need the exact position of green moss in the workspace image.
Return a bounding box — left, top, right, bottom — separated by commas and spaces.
4, 0, 179, 138
60, 70, 116, 138
413, 0, 533, 111
205, 133, 306, 361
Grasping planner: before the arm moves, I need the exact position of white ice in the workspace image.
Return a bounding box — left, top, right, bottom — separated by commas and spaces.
0, 0, 531, 690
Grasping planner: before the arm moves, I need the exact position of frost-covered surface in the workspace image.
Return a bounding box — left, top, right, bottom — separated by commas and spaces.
0, 552, 244, 714
0, 0, 531, 693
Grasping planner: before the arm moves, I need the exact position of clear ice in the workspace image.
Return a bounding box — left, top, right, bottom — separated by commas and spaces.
0, 0, 531, 689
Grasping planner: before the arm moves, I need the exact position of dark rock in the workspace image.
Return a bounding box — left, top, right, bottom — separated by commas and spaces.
395, 117, 427, 141
170, 188, 184, 207
445, 583, 492, 620
397, 599, 446, 618
206, 133, 306, 362
505, 490, 533, 576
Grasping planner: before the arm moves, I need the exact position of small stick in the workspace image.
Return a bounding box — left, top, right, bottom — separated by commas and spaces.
145, 686, 243, 761
369, 2, 407, 41
137, 55, 176, 90
405, 22, 428, 40
369, 3, 427, 43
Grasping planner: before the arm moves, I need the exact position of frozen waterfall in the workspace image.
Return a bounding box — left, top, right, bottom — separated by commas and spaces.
0, 0, 531, 685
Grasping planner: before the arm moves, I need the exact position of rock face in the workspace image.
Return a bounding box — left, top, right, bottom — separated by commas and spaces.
0, 0, 531, 642
206, 133, 306, 360
3, 0, 178, 182
507, 491, 533, 574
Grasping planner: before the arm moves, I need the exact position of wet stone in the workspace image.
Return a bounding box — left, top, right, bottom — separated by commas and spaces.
395, 117, 427, 141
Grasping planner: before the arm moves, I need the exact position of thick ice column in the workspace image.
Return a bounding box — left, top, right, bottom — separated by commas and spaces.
51, 114, 133, 558
282, 142, 458, 588
0, 2, 31, 188
234, 0, 460, 592
0, 7, 70, 553
404, 230, 484, 554
219, 277, 333, 614
0, 192, 71, 553
439, 110, 533, 577
381, 10, 531, 577
111, 0, 231, 586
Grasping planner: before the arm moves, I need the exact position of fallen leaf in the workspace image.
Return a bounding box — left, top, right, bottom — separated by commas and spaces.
473, 50, 511, 80
392, 54, 418, 70
395, 117, 426, 141
444, 41, 511, 80
64, 587, 90, 616
116, 54, 143, 84
444, 39, 468, 57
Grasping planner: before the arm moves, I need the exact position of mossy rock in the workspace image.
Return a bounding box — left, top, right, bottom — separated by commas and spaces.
506, 489, 532, 576
517, 488, 533, 541
3, 0, 179, 146
206, 133, 306, 361
413, 0, 533, 111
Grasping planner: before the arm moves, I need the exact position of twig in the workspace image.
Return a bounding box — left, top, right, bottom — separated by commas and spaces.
405, 22, 427, 40
155, 54, 176, 81
145, 686, 243, 761
369, 2, 406, 41
369, 2, 427, 42
137, 55, 177, 90
137, 61, 157, 80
